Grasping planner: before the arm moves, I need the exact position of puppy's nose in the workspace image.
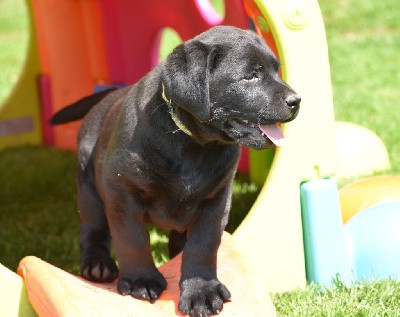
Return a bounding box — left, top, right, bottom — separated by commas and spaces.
285, 94, 301, 114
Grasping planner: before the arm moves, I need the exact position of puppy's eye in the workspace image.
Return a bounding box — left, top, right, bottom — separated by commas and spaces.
244, 72, 260, 81
243, 65, 263, 81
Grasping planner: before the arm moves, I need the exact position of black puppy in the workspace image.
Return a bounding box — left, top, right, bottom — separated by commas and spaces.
51, 26, 300, 317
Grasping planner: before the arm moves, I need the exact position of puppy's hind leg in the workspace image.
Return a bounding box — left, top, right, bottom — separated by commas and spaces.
78, 170, 118, 283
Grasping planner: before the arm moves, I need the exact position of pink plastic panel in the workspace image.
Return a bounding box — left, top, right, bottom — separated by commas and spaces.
99, 0, 249, 84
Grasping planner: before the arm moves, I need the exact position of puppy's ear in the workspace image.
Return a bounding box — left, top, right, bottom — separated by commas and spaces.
162, 41, 220, 121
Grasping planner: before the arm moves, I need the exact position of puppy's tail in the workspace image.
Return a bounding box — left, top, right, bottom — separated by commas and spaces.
50, 88, 116, 124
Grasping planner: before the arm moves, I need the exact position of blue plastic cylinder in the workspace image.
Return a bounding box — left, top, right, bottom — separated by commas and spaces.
301, 178, 353, 286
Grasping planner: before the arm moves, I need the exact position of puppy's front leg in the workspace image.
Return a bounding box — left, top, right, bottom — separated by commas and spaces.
178, 187, 232, 317
103, 187, 167, 303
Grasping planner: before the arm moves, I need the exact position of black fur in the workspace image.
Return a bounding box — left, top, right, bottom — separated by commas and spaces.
51, 26, 300, 317
50, 88, 117, 124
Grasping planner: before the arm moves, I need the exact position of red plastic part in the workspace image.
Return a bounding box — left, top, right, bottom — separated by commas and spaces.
38, 75, 54, 146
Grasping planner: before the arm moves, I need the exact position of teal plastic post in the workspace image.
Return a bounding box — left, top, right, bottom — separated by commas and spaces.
300, 177, 353, 285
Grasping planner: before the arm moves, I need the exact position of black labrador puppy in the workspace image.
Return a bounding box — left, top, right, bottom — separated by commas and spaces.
51, 26, 300, 316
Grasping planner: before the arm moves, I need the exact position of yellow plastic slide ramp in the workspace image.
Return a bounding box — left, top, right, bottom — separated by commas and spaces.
235, 0, 337, 293
0, 263, 36, 316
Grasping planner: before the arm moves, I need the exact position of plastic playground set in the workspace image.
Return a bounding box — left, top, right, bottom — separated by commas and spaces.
1, 0, 400, 316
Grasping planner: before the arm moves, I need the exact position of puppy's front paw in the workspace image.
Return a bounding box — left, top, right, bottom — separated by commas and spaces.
179, 278, 231, 317
81, 256, 118, 283
117, 271, 167, 303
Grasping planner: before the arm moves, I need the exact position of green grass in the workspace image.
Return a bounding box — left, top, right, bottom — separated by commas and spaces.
273, 277, 400, 316
321, 0, 400, 173
0, 0, 28, 105
1, 0, 400, 316
0, 146, 80, 273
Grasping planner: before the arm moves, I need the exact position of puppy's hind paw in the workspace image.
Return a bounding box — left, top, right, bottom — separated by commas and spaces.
179, 278, 231, 317
81, 256, 118, 283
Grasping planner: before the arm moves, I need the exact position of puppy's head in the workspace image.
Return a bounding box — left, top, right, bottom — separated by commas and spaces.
161, 26, 300, 150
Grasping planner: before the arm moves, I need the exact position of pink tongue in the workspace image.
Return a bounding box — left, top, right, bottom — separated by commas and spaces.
259, 124, 285, 146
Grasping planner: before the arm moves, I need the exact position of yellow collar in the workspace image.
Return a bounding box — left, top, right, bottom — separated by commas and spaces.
161, 83, 193, 137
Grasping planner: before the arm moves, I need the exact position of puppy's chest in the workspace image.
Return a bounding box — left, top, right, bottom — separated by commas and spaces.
144, 162, 232, 231
147, 156, 228, 200
137, 147, 236, 203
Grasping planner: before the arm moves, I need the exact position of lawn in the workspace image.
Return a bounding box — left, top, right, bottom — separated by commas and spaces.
0, 0, 28, 104
1, 0, 400, 316
321, 0, 400, 173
